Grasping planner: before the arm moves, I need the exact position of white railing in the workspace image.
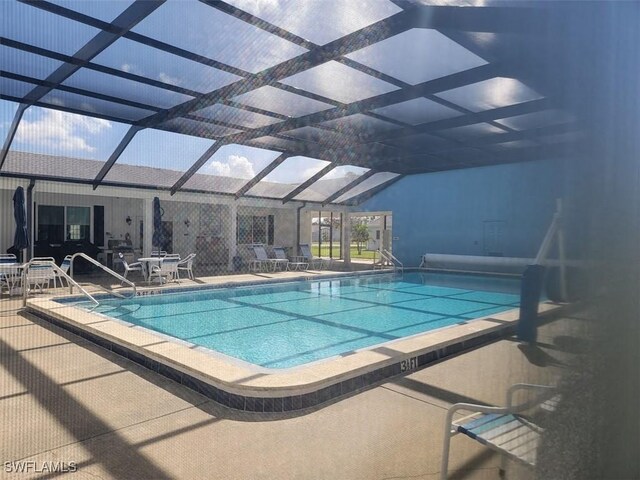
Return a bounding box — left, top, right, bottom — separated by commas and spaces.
69, 253, 136, 299
22, 259, 99, 308
375, 249, 404, 273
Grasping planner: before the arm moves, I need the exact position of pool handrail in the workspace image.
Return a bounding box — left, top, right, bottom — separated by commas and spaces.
22, 259, 99, 308
69, 253, 136, 299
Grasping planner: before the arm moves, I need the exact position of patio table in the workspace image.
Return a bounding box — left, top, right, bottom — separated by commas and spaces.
137, 257, 163, 282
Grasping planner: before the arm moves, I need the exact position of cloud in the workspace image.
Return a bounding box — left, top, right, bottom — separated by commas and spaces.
158, 72, 181, 86
15, 109, 111, 153
208, 155, 256, 179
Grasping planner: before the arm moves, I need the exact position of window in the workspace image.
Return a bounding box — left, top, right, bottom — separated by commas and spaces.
37, 205, 91, 243
237, 215, 274, 245
37, 206, 64, 244
66, 206, 90, 241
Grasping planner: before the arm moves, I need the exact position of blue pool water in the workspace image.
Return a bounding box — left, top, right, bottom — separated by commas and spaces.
77, 272, 521, 369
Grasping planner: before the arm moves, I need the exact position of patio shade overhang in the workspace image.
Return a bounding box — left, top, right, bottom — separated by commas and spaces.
0, 0, 618, 205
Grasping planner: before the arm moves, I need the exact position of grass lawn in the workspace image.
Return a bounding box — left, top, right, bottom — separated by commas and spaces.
311, 244, 377, 260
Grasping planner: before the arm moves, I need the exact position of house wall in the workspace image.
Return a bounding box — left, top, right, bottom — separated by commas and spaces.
359, 159, 569, 266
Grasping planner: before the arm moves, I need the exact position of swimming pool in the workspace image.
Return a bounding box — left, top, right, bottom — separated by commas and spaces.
81, 272, 521, 369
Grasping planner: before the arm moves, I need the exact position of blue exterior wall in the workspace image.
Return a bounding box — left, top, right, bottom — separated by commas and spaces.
359, 159, 567, 267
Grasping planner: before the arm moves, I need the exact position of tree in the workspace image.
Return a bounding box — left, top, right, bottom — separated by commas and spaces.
352, 222, 370, 254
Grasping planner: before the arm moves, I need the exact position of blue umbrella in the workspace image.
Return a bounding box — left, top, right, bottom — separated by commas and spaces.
151, 197, 165, 248
13, 186, 29, 252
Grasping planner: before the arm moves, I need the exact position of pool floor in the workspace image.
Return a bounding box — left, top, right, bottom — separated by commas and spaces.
84, 272, 521, 369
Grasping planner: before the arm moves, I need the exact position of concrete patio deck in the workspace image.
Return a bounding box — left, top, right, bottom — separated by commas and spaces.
0, 273, 587, 480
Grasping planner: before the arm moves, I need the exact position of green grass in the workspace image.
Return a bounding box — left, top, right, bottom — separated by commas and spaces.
311, 244, 377, 260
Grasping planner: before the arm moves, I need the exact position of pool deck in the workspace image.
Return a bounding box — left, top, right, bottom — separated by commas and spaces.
0, 271, 587, 479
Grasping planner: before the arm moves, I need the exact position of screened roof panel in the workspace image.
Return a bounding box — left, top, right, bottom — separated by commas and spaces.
12, 106, 132, 161
192, 104, 282, 129
279, 61, 399, 104
437, 123, 507, 140
294, 166, 370, 202
92, 38, 243, 94
225, 0, 402, 45
245, 135, 302, 152
3, 1, 100, 55
484, 139, 538, 151
383, 133, 457, 153
247, 156, 330, 198
62, 69, 194, 109
48, 0, 134, 23
232, 86, 334, 118
435, 77, 544, 113
105, 128, 215, 177
131, 1, 307, 74
0, 78, 37, 99
334, 172, 399, 203
2, 45, 64, 81
40, 90, 156, 121
158, 118, 243, 139
372, 98, 463, 125
346, 29, 488, 85
183, 144, 282, 193
495, 109, 574, 131
0, 100, 20, 141
536, 131, 583, 145
320, 114, 400, 136
282, 126, 347, 147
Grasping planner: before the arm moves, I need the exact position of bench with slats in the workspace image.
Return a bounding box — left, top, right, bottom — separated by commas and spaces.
440, 384, 556, 480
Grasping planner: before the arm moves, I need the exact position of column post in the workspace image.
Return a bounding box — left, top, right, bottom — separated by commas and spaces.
143, 198, 153, 257
228, 202, 237, 272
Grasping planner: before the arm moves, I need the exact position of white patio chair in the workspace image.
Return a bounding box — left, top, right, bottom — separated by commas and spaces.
149, 255, 180, 283
177, 253, 196, 280
274, 247, 307, 271
0, 254, 17, 264
119, 252, 143, 284
25, 258, 57, 293
440, 383, 557, 480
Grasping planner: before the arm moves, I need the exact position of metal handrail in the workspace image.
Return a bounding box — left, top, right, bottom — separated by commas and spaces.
22, 259, 99, 308
379, 249, 404, 273
69, 253, 136, 298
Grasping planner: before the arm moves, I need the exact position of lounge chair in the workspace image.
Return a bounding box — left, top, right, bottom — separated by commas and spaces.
177, 253, 196, 280
268, 247, 291, 271
440, 383, 557, 480
251, 245, 276, 272
297, 244, 329, 270
274, 247, 306, 271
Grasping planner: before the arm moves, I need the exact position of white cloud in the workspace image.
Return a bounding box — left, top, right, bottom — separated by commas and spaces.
208, 155, 256, 179
15, 109, 111, 153
158, 72, 181, 86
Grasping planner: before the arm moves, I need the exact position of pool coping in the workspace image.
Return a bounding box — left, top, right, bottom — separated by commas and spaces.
26, 272, 564, 412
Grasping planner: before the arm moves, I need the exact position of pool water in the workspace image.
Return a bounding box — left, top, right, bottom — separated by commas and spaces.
80, 272, 521, 369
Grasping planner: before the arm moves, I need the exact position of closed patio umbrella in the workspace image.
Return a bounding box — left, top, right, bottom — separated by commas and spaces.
13, 186, 29, 260
151, 197, 165, 249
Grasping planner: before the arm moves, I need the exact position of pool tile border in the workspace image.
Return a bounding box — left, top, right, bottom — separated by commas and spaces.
26, 273, 564, 413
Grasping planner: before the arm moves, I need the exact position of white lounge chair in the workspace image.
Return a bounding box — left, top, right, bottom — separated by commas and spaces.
250, 245, 274, 272
177, 253, 196, 280
274, 247, 306, 271
119, 252, 143, 284
298, 244, 329, 270
440, 383, 557, 480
